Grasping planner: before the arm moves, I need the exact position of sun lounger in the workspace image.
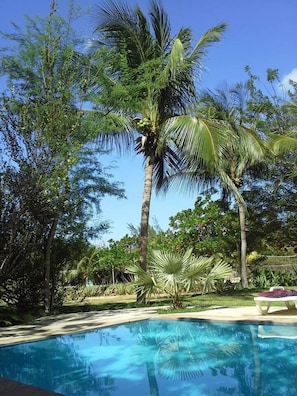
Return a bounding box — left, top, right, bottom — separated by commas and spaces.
254, 286, 297, 315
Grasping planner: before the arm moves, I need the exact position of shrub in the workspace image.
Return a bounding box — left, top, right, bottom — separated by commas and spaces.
104, 283, 136, 296
249, 266, 297, 288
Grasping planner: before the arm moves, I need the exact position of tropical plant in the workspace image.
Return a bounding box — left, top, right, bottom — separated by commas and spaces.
127, 248, 232, 308
90, 0, 228, 298
162, 84, 270, 287
199, 85, 271, 287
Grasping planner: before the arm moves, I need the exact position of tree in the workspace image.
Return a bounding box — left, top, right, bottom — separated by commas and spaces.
244, 67, 297, 253
242, 183, 297, 255
76, 237, 138, 286
127, 248, 232, 308
0, 1, 124, 311
160, 83, 271, 287
155, 195, 239, 261
200, 85, 272, 287
90, 0, 228, 297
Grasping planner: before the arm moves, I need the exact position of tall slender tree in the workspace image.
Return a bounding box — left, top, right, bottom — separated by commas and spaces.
162, 84, 269, 287
90, 0, 229, 296
200, 85, 270, 287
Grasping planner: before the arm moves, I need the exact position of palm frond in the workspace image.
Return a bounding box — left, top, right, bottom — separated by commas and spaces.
150, 249, 183, 276
176, 27, 192, 52
92, 113, 136, 155
269, 133, 297, 155
165, 115, 232, 167
202, 259, 232, 293
216, 169, 245, 205
189, 23, 227, 65
157, 167, 214, 196
92, 0, 153, 64
183, 256, 214, 291
149, 249, 189, 296
153, 138, 183, 189
235, 125, 270, 162
149, 0, 171, 54
162, 38, 185, 81
126, 262, 159, 300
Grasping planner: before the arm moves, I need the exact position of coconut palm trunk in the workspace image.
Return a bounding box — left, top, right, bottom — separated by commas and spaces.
140, 154, 155, 272
237, 197, 248, 288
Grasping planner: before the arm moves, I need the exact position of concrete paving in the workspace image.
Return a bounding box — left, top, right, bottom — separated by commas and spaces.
1, 305, 297, 346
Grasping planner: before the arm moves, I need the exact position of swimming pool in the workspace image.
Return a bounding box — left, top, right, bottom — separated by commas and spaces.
0, 319, 296, 395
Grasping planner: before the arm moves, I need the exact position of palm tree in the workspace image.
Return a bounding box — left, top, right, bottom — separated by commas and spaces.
90, 0, 228, 295
200, 85, 274, 287
127, 248, 232, 308
162, 84, 270, 287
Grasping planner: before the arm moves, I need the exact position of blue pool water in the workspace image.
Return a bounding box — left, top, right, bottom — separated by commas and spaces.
0, 319, 297, 396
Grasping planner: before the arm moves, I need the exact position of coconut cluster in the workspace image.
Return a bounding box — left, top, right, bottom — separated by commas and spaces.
136, 117, 151, 130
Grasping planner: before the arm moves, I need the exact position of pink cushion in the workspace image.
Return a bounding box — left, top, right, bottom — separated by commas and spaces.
258, 289, 297, 298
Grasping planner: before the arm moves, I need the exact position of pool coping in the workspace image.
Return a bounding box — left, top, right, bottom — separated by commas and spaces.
1, 305, 297, 346
0, 377, 64, 396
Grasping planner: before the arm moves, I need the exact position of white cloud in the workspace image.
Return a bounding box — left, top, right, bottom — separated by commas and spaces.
280, 68, 297, 91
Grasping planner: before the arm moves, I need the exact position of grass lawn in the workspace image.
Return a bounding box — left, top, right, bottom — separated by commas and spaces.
62, 288, 262, 313
62, 288, 297, 314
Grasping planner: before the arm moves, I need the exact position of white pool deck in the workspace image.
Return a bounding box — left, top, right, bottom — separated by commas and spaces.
1, 305, 297, 395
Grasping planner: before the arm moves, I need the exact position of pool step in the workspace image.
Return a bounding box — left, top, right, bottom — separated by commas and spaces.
0, 377, 64, 396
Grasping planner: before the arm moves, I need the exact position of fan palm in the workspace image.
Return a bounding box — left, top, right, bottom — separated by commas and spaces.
127, 248, 232, 308
90, 0, 228, 292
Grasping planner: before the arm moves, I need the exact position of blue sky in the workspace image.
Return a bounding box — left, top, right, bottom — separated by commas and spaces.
1, 0, 297, 244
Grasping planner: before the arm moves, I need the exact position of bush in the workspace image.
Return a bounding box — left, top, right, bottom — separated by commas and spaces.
63, 283, 136, 301
249, 266, 297, 288
63, 286, 86, 302
84, 285, 107, 297
104, 283, 136, 296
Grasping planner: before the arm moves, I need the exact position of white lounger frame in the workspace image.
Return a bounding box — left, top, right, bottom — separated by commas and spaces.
254, 286, 297, 315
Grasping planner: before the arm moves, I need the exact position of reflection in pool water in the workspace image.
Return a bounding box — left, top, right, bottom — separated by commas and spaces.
0, 319, 296, 396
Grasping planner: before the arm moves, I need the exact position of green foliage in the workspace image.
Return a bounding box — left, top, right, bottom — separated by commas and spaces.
62, 283, 136, 302
63, 285, 86, 302
68, 236, 139, 287
127, 248, 232, 309
90, 0, 227, 278
104, 283, 136, 296
154, 195, 239, 262
0, 3, 125, 311
243, 183, 297, 255
245, 65, 297, 135
249, 266, 297, 289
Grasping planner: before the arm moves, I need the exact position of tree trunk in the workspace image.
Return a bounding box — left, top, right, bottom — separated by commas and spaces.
237, 199, 248, 288
44, 215, 59, 313
146, 361, 159, 396
138, 154, 154, 302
